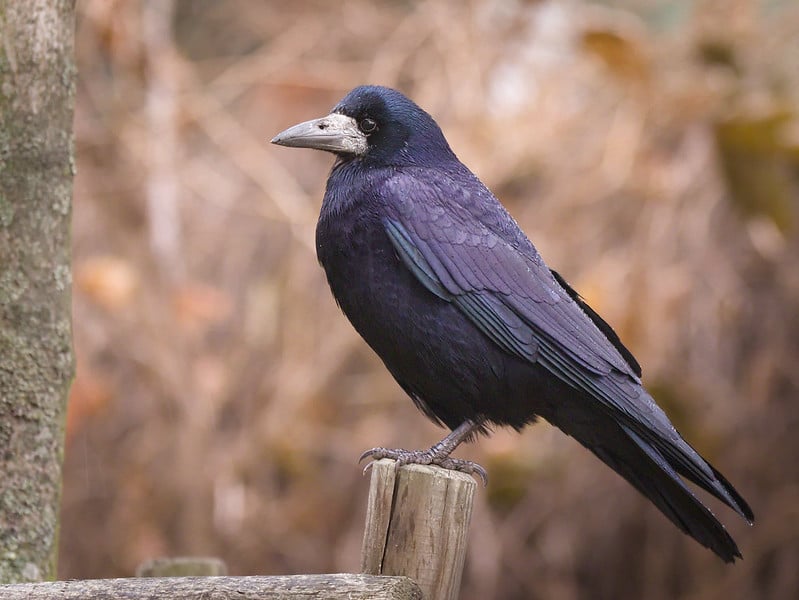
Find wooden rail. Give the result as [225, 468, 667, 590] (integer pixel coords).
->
[0, 460, 476, 599]
[0, 574, 422, 599]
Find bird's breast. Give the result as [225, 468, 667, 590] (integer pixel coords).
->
[316, 207, 408, 324]
[314, 203, 520, 428]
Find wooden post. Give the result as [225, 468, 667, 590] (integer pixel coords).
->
[135, 557, 228, 577]
[361, 459, 476, 600]
[0, 461, 472, 599]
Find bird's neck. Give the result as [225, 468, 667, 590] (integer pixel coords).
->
[321, 159, 388, 219]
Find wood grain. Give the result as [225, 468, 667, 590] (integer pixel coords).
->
[361, 459, 476, 600]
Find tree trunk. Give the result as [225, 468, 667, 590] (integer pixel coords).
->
[0, 0, 76, 584]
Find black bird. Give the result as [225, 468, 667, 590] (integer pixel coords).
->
[272, 85, 753, 561]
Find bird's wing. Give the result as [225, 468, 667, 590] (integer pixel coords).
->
[383, 215, 540, 360]
[549, 268, 642, 377]
[381, 171, 754, 523]
[382, 170, 639, 381]
[381, 170, 648, 414]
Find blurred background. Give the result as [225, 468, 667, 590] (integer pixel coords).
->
[62, 1, 798, 598]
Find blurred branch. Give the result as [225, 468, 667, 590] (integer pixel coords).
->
[143, 0, 184, 280]
[180, 70, 317, 252]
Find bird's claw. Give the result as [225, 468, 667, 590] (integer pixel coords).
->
[359, 447, 488, 486]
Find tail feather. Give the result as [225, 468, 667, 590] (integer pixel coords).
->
[548, 402, 746, 562]
[666, 441, 755, 525]
[619, 425, 743, 562]
[705, 462, 755, 524]
[623, 416, 754, 524]
[580, 376, 756, 527]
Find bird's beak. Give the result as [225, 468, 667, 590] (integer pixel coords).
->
[271, 113, 367, 156]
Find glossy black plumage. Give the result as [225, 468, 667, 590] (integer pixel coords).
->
[274, 85, 753, 562]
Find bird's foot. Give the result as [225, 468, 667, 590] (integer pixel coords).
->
[359, 447, 488, 486]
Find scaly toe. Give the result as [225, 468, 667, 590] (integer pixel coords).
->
[358, 447, 401, 463]
[358, 447, 488, 485]
[435, 457, 488, 486]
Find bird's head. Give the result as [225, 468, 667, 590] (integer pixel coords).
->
[271, 86, 455, 166]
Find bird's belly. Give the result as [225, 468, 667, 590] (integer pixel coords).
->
[318, 224, 539, 429]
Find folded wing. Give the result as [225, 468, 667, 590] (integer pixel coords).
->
[381, 171, 754, 533]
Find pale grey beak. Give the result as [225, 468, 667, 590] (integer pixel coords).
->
[271, 112, 367, 156]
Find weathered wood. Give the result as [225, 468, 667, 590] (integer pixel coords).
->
[0, 574, 422, 599]
[361, 459, 476, 600]
[360, 459, 399, 574]
[135, 556, 228, 577]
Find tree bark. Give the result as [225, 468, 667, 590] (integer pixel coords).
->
[0, 0, 76, 584]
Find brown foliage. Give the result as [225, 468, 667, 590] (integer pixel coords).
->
[61, 1, 799, 598]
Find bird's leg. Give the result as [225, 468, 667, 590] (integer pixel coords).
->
[359, 418, 488, 485]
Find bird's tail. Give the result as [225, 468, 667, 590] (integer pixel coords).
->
[626, 419, 754, 526]
[549, 398, 751, 562]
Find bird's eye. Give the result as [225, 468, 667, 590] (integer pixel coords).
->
[359, 117, 377, 134]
